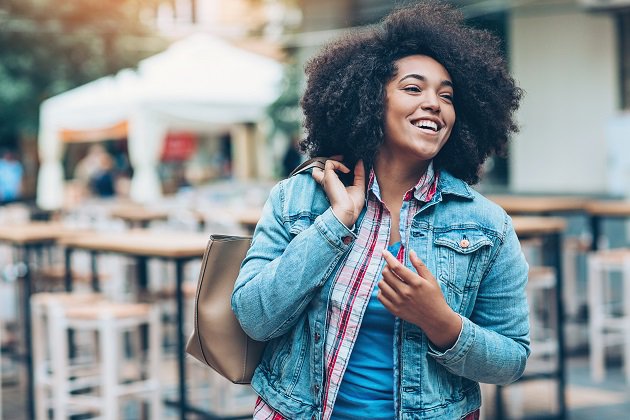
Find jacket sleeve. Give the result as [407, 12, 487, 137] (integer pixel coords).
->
[428, 213, 531, 385]
[231, 180, 356, 341]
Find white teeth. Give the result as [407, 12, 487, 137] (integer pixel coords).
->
[414, 120, 439, 131]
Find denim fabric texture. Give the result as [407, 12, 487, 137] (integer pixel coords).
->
[232, 170, 530, 420]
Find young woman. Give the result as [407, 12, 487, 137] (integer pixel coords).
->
[232, 2, 529, 419]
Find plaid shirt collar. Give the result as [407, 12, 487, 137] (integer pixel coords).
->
[368, 161, 438, 204]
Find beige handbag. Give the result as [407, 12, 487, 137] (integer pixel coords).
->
[186, 158, 326, 384]
[186, 235, 262, 384]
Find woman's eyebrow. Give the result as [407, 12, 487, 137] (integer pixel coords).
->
[399, 74, 453, 88]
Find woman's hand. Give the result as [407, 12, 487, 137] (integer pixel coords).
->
[379, 249, 462, 351]
[312, 156, 366, 228]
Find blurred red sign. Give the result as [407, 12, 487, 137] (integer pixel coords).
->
[161, 131, 197, 161]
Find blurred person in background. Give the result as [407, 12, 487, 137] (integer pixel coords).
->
[232, 2, 529, 419]
[74, 144, 115, 197]
[0, 148, 24, 204]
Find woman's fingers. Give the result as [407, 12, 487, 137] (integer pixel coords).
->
[377, 286, 396, 310]
[409, 250, 437, 284]
[324, 158, 350, 174]
[381, 249, 417, 297]
[311, 156, 349, 185]
[311, 156, 365, 228]
[352, 159, 365, 188]
[311, 167, 324, 184]
[380, 268, 406, 297]
[382, 249, 414, 282]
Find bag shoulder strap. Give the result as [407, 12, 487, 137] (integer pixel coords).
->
[289, 157, 327, 177]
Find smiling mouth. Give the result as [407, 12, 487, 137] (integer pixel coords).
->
[411, 119, 441, 132]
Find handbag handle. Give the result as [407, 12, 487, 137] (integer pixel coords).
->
[289, 157, 327, 177]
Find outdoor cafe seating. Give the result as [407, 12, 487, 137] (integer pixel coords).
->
[3, 190, 630, 419]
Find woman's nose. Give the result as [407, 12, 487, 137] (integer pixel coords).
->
[420, 91, 440, 112]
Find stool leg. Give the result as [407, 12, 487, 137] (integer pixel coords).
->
[623, 260, 630, 383]
[100, 317, 119, 420]
[32, 304, 48, 420]
[588, 258, 605, 382]
[148, 307, 163, 419]
[49, 308, 69, 420]
[562, 240, 579, 319]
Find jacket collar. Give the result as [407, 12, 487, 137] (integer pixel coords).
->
[436, 170, 475, 200]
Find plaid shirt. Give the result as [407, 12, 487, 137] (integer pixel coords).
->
[255, 164, 469, 420]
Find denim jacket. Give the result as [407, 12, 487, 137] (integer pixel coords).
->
[232, 170, 530, 420]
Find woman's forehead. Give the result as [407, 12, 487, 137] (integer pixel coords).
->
[392, 55, 452, 83]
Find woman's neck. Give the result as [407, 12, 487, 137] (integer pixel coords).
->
[373, 153, 430, 202]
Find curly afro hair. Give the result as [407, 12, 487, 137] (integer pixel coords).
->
[300, 1, 523, 184]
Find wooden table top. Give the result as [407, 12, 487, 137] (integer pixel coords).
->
[194, 208, 567, 238]
[0, 222, 89, 245]
[487, 195, 589, 214]
[109, 205, 170, 223]
[584, 200, 630, 216]
[233, 208, 263, 228]
[59, 229, 209, 259]
[512, 216, 566, 236]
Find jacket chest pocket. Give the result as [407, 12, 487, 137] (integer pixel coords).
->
[433, 227, 493, 311]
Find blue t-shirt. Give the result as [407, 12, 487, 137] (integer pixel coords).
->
[331, 242, 400, 419]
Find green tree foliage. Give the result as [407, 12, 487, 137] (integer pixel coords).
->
[266, 58, 302, 140]
[0, 0, 165, 145]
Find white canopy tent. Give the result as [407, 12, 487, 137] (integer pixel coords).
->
[37, 34, 282, 210]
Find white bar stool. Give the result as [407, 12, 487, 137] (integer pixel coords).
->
[31, 292, 104, 420]
[47, 301, 162, 420]
[504, 266, 559, 419]
[526, 266, 559, 374]
[587, 248, 630, 382]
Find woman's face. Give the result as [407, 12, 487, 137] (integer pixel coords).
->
[382, 55, 455, 164]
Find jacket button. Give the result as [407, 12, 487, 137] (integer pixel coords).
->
[314, 384, 320, 393]
[342, 236, 352, 245]
[314, 332, 321, 342]
[459, 238, 470, 248]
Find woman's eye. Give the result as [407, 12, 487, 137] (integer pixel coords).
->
[403, 86, 421, 93]
[441, 93, 454, 101]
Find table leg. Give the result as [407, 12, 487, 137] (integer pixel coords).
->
[90, 251, 100, 292]
[175, 259, 187, 420]
[64, 248, 73, 291]
[495, 385, 504, 419]
[551, 231, 567, 419]
[590, 215, 601, 251]
[137, 256, 148, 292]
[21, 244, 35, 420]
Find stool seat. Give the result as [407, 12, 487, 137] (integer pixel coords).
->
[32, 292, 103, 306]
[64, 302, 151, 320]
[528, 266, 556, 289]
[590, 248, 630, 266]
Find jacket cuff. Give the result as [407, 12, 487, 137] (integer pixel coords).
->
[427, 315, 474, 364]
[314, 207, 358, 251]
